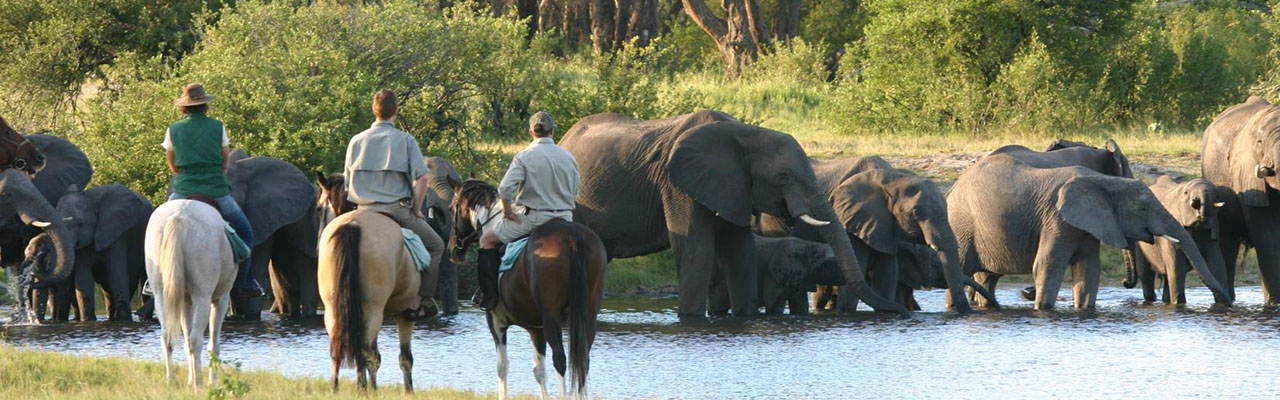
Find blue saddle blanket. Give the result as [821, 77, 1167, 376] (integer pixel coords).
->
[401, 228, 432, 272]
[500, 237, 530, 273]
[225, 224, 250, 264]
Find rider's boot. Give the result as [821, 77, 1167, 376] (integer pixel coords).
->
[230, 259, 264, 300]
[476, 248, 501, 310]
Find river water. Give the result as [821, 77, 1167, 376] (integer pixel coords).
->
[4, 286, 1280, 399]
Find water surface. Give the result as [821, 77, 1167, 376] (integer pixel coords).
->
[5, 287, 1280, 399]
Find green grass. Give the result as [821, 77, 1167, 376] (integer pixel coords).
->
[0, 345, 504, 400]
[604, 251, 678, 295]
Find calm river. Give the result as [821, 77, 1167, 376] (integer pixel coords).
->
[5, 286, 1280, 399]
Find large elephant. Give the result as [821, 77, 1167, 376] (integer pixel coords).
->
[562, 111, 908, 316]
[984, 139, 1139, 304]
[1201, 95, 1280, 305]
[948, 155, 1232, 309]
[794, 164, 990, 312]
[752, 235, 842, 315]
[1132, 176, 1237, 304]
[226, 150, 318, 319]
[419, 157, 462, 315]
[26, 184, 151, 321]
[1, 133, 89, 319]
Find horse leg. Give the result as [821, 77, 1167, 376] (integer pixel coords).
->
[186, 300, 212, 387]
[366, 341, 380, 391]
[542, 315, 568, 398]
[529, 329, 549, 399]
[395, 314, 414, 393]
[207, 293, 230, 386]
[487, 312, 510, 400]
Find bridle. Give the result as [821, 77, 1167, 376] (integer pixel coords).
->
[0, 132, 38, 172]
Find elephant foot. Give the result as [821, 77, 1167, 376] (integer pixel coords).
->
[1020, 286, 1036, 302]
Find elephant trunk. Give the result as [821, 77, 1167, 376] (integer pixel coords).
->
[1121, 243, 1139, 289]
[26, 215, 73, 286]
[1167, 228, 1231, 307]
[810, 199, 910, 316]
[922, 222, 975, 313]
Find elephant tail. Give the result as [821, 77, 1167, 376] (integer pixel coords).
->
[329, 222, 365, 369]
[157, 212, 187, 347]
[567, 226, 594, 395]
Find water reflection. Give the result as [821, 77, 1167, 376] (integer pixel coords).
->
[5, 287, 1280, 399]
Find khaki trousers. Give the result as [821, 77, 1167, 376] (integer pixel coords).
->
[360, 202, 445, 297]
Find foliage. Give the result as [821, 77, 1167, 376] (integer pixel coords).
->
[0, 0, 228, 131]
[78, 1, 542, 202]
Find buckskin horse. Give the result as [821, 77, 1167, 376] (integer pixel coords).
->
[449, 179, 607, 399]
[316, 174, 419, 393]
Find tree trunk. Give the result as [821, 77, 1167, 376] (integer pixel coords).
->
[589, 0, 616, 53]
[744, 0, 771, 53]
[681, 0, 760, 74]
[773, 0, 801, 44]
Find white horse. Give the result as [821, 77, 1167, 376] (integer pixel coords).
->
[145, 199, 237, 387]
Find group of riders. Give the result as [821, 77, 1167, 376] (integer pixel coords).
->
[160, 83, 579, 316]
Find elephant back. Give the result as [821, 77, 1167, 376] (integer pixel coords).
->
[811, 156, 893, 194]
[28, 135, 93, 204]
[227, 155, 316, 247]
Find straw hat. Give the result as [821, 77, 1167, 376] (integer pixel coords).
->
[173, 83, 216, 107]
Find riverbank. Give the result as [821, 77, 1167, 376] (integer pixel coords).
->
[0, 345, 498, 400]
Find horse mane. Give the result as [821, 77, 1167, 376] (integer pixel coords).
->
[453, 179, 498, 215]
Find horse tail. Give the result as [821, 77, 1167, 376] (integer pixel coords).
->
[329, 222, 364, 369]
[566, 226, 593, 394]
[158, 212, 187, 346]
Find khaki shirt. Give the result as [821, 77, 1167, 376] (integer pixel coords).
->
[344, 120, 429, 205]
[498, 137, 579, 211]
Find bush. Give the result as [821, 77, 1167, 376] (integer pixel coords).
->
[78, 1, 541, 202]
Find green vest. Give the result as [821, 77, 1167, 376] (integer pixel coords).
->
[168, 112, 230, 197]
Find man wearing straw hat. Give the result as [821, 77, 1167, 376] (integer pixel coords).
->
[162, 83, 261, 300]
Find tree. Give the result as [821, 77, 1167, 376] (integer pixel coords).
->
[681, 0, 766, 74]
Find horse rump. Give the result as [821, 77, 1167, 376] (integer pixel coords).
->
[328, 222, 364, 369]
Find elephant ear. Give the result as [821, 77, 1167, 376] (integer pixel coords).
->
[667, 122, 751, 226]
[92, 184, 153, 252]
[1230, 141, 1271, 207]
[27, 135, 93, 204]
[231, 156, 317, 246]
[831, 173, 896, 254]
[1057, 176, 1128, 248]
[1105, 139, 1133, 178]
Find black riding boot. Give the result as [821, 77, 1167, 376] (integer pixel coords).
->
[476, 248, 501, 310]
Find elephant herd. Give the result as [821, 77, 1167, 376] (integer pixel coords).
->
[1, 122, 463, 322]
[9, 95, 1280, 323]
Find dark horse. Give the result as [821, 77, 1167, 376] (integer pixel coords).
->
[0, 116, 46, 175]
[449, 179, 606, 399]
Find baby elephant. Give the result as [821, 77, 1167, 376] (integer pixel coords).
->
[28, 184, 152, 321]
[812, 242, 948, 311]
[754, 236, 844, 315]
[1132, 176, 1236, 304]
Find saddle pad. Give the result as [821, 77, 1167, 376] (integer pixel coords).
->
[225, 224, 250, 264]
[500, 237, 530, 273]
[401, 228, 432, 272]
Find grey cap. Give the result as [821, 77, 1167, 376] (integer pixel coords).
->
[529, 111, 555, 134]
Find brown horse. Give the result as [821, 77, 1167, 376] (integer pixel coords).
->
[0, 116, 46, 175]
[449, 179, 607, 399]
[317, 178, 419, 393]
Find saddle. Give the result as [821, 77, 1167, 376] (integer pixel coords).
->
[185, 194, 221, 212]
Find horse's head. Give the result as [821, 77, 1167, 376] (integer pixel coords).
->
[315, 172, 353, 231]
[449, 179, 498, 262]
[0, 117, 45, 176]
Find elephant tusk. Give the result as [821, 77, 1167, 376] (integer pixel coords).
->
[30, 221, 50, 228]
[799, 214, 830, 227]
[1162, 235, 1180, 244]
